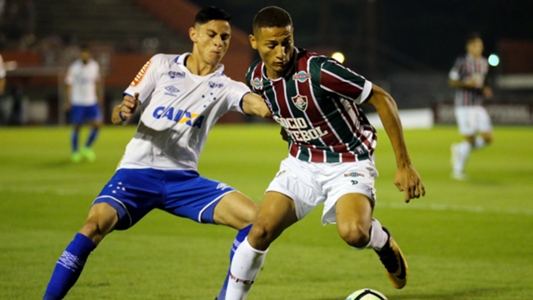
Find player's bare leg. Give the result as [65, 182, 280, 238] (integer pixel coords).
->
[224, 192, 298, 300]
[248, 191, 299, 250]
[336, 193, 408, 289]
[335, 193, 374, 248]
[79, 202, 119, 244]
[213, 191, 258, 230]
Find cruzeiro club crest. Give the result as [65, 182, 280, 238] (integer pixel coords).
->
[291, 94, 308, 111]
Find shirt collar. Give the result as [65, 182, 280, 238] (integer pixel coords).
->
[175, 53, 225, 75]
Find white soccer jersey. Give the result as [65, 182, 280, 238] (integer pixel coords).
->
[65, 59, 100, 105]
[0, 55, 6, 78]
[120, 53, 250, 171]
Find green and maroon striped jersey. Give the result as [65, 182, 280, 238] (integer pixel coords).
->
[448, 53, 490, 107]
[246, 48, 376, 163]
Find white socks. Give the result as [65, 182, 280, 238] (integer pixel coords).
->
[353, 219, 388, 251]
[474, 136, 486, 149]
[369, 219, 389, 250]
[225, 238, 268, 300]
[454, 141, 472, 174]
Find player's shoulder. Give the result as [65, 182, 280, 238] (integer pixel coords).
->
[69, 59, 82, 68]
[246, 58, 262, 75]
[245, 58, 264, 84]
[298, 48, 337, 70]
[455, 54, 468, 63]
[88, 59, 100, 68]
[148, 53, 183, 68]
[214, 73, 249, 90]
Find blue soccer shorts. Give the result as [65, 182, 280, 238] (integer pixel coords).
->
[70, 103, 102, 124]
[93, 168, 235, 230]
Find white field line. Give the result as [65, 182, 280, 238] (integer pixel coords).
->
[378, 202, 533, 216]
[0, 186, 88, 196]
[3, 186, 533, 216]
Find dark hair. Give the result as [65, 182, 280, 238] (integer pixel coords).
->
[252, 6, 292, 32]
[466, 32, 482, 44]
[194, 6, 231, 25]
[79, 44, 91, 52]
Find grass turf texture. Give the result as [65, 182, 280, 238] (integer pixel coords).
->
[0, 125, 532, 299]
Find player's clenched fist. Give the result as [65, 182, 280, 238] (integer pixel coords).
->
[111, 93, 140, 124]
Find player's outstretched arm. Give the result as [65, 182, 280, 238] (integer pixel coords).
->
[242, 92, 271, 118]
[365, 84, 426, 203]
[111, 93, 140, 124]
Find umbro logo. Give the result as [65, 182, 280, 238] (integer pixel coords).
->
[165, 86, 180, 93]
[216, 183, 229, 190]
[209, 81, 224, 88]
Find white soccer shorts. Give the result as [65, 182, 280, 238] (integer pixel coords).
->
[265, 155, 378, 225]
[454, 106, 492, 136]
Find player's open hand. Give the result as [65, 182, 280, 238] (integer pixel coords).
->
[112, 93, 140, 124]
[394, 165, 425, 203]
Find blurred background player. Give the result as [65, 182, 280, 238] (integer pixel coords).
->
[43, 6, 270, 300]
[0, 54, 5, 96]
[65, 44, 103, 163]
[449, 33, 493, 180]
[0, 54, 7, 125]
[223, 6, 425, 300]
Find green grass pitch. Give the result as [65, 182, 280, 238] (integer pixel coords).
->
[1, 124, 532, 299]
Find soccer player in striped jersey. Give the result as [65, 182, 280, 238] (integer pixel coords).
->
[224, 6, 425, 299]
[449, 33, 494, 180]
[43, 6, 270, 300]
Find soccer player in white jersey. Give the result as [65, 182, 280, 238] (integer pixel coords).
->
[65, 45, 103, 162]
[43, 7, 270, 300]
[449, 33, 494, 180]
[223, 7, 425, 299]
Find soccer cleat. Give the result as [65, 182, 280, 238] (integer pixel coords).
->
[71, 152, 81, 163]
[81, 147, 96, 162]
[374, 227, 408, 289]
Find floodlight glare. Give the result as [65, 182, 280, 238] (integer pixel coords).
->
[331, 52, 345, 63]
[488, 54, 500, 67]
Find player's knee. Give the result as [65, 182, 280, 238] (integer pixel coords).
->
[248, 222, 273, 250]
[79, 219, 110, 245]
[338, 223, 370, 248]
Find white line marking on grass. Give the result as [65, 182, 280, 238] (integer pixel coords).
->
[0, 187, 88, 196]
[378, 202, 533, 216]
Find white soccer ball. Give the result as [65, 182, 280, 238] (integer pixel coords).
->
[345, 288, 387, 300]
